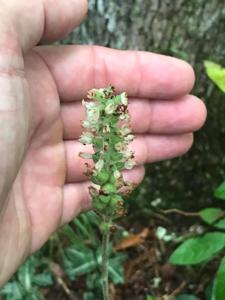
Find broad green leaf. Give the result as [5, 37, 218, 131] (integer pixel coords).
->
[18, 259, 33, 291]
[199, 208, 224, 224]
[212, 256, 225, 300]
[0, 282, 23, 298]
[146, 296, 158, 300]
[214, 218, 225, 229]
[204, 61, 225, 93]
[108, 265, 124, 284]
[32, 273, 53, 287]
[109, 253, 126, 284]
[214, 181, 225, 200]
[169, 232, 225, 265]
[67, 261, 97, 278]
[205, 282, 213, 300]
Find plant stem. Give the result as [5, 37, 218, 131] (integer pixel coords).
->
[102, 219, 111, 300]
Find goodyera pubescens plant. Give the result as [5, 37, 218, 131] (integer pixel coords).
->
[79, 86, 136, 299]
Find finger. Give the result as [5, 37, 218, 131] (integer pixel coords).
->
[3, 0, 87, 52]
[36, 45, 195, 101]
[129, 96, 206, 134]
[64, 134, 193, 183]
[61, 95, 206, 139]
[61, 166, 145, 225]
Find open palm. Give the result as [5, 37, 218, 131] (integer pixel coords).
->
[0, 0, 206, 286]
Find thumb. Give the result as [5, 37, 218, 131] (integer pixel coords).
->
[1, 0, 88, 52]
[0, 0, 87, 208]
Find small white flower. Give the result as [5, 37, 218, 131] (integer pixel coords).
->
[79, 132, 93, 144]
[123, 150, 134, 159]
[120, 92, 128, 105]
[103, 124, 110, 133]
[124, 159, 136, 170]
[82, 120, 91, 129]
[87, 107, 100, 123]
[82, 99, 96, 110]
[105, 101, 115, 114]
[120, 125, 131, 136]
[115, 142, 126, 151]
[79, 152, 93, 159]
[124, 134, 134, 142]
[95, 159, 104, 172]
[119, 113, 129, 121]
[113, 170, 121, 179]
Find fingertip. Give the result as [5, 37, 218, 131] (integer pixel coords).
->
[189, 96, 207, 132]
[183, 133, 194, 154]
[123, 165, 146, 185]
[42, 0, 88, 42]
[180, 60, 195, 94]
[166, 58, 196, 98]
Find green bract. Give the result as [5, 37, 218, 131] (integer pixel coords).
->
[79, 86, 136, 220]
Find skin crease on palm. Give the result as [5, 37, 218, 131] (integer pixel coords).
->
[0, 0, 207, 287]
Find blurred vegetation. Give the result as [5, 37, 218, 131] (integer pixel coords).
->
[1, 1, 225, 299]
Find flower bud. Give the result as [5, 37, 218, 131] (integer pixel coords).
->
[110, 195, 123, 207]
[92, 170, 109, 185]
[102, 183, 117, 194]
[99, 195, 110, 204]
[100, 222, 111, 233]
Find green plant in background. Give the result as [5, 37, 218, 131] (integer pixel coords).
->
[60, 212, 126, 300]
[0, 255, 53, 300]
[0, 210, 126, 300]
[79, 86, 135, 300]
[168, 61, 225, 300]
[204, 61, 225, 93]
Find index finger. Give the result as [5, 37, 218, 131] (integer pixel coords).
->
[36, 45, 195, 101]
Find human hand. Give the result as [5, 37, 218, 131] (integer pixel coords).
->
[0, 0, 206, 286]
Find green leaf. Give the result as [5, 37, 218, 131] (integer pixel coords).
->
[64, 245, 97, 279]
[212, 256, 225, 300]
[32, 273, 53, 287]
[83, 292, 96, 300]
[204, 61, 225, 93]
[146, 296, 158, 300]
[173, 295, 200, 300]
[18, 259, 33, 291]
[199, 208, 224, 224]
[0, 282, 24, 298]
[169, 232, 225, 265]
[214, 181, 225, 200]
[108, 253, 126, 284]
[214, 218, 225, 229]
[68, 261, 97, 277]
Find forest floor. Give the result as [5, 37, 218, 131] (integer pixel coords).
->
[43, 211, 219, 300]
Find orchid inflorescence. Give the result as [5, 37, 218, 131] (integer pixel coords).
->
[79, 86, 136, 299]
[79, 86, 136, 224]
